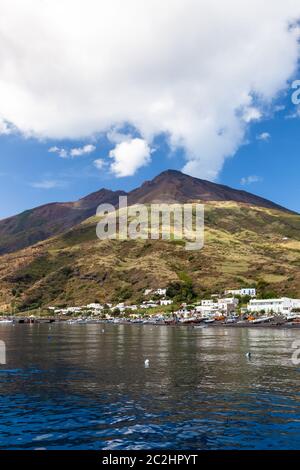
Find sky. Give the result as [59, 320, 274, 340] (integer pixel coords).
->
[0, 0, 300, 218]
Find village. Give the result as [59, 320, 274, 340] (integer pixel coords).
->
[2, 286, 300, 326]
[33, 287, 300, 327]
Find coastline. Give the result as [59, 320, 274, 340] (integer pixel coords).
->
[1, 317, 300, 329]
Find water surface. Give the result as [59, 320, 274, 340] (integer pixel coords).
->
[0, 324, 299, 449]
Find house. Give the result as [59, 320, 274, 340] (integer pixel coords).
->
[218, 298, 239, 314]
[225, 288, 256, 297]
[144, 288, 167, 296]
[140, 301, 158, 309]
[160, 299, 173, 306]
[201, 299, 216, 307]
[154, 288, 167, 296]
[144, 289, 153, 296]
[86, 303, 104, 310]
[54, 306, 82, 315]
[111, 303, 126, 312]
[195, 303, 219, 316]
[248, 298, 300, 315]
[195, 298, 238, 317]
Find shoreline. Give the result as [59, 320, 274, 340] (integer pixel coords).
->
[1, 318, 300, 329]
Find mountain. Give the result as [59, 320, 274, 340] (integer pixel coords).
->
[0, 188, 126, 255]
[0, 196, 299, 313]
[128, 170, 291, 211]
[0, 170, 293, 255]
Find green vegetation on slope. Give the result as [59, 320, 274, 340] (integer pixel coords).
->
[0, 201, 299, 312]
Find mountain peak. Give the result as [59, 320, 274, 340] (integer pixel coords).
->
[129, 169, 291, 212]
[0, 169, 294, 255]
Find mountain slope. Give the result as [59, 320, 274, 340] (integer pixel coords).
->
[0, 170, 293, 256]
[129, 170, 291, 211]
[0, 200, 299, 312]
[0, 189, 126, 255]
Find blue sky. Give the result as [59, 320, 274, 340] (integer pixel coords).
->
[1, 1, 300, 218]
[0, 85, 299, 218]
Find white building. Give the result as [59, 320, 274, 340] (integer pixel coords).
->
[54, 306, 82, 315]
[218, 298, 239, 313]
[111, 303, 126, 313]
[195, 304, 219, 316]
[144, 288, 167, 297]
[248, 298, 300, 315]
[154, 288, 167, 296]
[86, 303, 104, 310]
[195, 298, 238, 317]
[225, 288, 256, 297]
[144, 289, 153, 296]
[201, 299, 216, 307]
[160, 299, 173, 306]
[140, 301, 158, 309]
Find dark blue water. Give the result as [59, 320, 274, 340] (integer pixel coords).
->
[0, 324, 299, 449]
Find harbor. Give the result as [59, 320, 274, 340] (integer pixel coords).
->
[1, 314, 300, 328]
[1, 286, 300, 328]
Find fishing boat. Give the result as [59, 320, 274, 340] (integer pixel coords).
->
[250, 316, 274, 324]
[179, 317, 197, 324]
[225, 318, 237, 324]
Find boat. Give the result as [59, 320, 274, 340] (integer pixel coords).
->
[179, 317, 197, 324]
[0, 319, 13, 324]
[250, 316, 274, 324]
[204, 318, 215, 324]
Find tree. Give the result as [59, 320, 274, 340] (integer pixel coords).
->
[112, 308, 120, 317]
[166, 281, 196, 302]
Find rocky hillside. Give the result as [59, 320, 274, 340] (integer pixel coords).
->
[0, 189, 126, 255]
[0, 170, 292, 255]
[0, 200, 299, 312]
[128, 170, 292, 211]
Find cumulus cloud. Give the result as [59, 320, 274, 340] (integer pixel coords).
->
[109, 138, 152, 177]
[242, 108, 262, 123]
[0, 119, 13, 135]
[93, 158, 106, 170]
[240, 175, 263, 185]
[70, 144, 96, 157]
[0, 0, 300, 179]
[257, 132, 271, 141]
[49, 144, 95, 158]
[48, 146, 68, 158]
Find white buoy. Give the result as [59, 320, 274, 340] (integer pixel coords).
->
[144, 358, 150, 368]
[246, 352, 251, 359]
[102, 329, 105, 333]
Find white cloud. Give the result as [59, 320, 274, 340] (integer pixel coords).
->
[0, 119, 13, 135]
[30, 179, 66, 189]
[49, 144, 95, 158]
[242, 107, 262, 123]
[0, 1, 300, 179]
[93, 158, 106, 170]
[48, 146, 68, 158]
[240, 175, 263, 185]
[257, 132, 271, 141]
[70, 144, 96, 157]
[109, 138, 151, 177]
